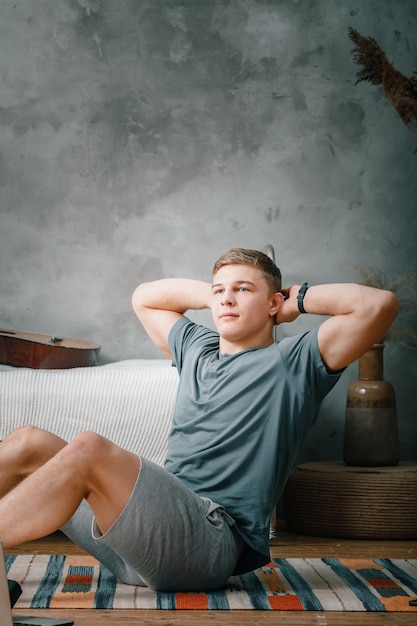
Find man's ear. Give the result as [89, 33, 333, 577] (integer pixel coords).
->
[269, 292, 285, 317]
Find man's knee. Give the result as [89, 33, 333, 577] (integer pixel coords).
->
[68, 431, 111, 455]
[62, 432, 116, 470]
[7, 425, 51, 450]
[2, 425, 64, 473]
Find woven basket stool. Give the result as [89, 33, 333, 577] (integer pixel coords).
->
[283, 461, 417, 539]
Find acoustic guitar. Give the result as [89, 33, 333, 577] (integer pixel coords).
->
[0, 328, 101, 369]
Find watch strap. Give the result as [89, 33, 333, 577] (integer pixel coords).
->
[297, 282, 309, 314]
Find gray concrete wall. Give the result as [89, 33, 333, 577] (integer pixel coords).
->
[1, 0, 416, 461]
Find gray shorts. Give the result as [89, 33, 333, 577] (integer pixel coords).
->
[61, 456, 243, 591]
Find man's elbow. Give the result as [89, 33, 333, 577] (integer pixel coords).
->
[131, 282, 152, 313]
[378, 290, 399, 329]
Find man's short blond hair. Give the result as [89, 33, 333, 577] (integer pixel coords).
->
[212, 248, 282, 294]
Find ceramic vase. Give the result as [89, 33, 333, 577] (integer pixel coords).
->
[343, 343, 400, 466]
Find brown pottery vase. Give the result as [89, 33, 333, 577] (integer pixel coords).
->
[343, 343, 400, 466]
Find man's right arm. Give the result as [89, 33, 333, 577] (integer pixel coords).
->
[132, 279, 212, 358]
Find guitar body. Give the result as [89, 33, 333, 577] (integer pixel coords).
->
[0, 328, 101, 369]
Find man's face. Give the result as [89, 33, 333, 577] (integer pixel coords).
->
[211, 263, 279, 353]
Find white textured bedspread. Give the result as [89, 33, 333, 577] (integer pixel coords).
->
[0, 360, 179, 466]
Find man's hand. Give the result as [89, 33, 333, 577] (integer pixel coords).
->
[275, 285, 301, 324]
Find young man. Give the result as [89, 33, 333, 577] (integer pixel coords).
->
[0, 248, 397, 591]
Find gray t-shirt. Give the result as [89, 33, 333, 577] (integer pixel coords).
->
[166, 317, 341, 574]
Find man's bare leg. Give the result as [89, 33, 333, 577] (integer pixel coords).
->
[0, 426, 67, 498]
[0, 428, 140, 549]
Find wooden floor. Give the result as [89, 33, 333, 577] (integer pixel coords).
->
[7, 522, 417, 626]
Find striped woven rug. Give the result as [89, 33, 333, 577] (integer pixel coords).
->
[5, 554, 417, 611]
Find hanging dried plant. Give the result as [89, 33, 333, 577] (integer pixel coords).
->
[348, 27, 417, 143]
[351, 264, 417, 347]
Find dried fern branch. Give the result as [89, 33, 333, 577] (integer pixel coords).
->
[348, 27, 417, 144]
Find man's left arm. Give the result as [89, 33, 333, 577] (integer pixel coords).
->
[276, 283, 398, 372]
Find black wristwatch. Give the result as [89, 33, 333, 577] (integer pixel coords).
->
[297, 282, 309, 314]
